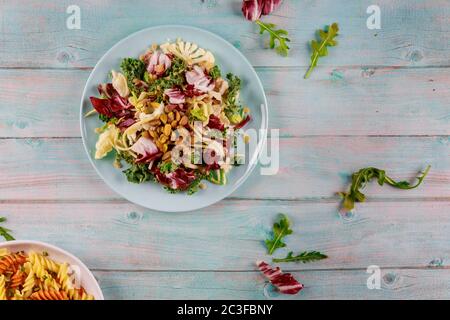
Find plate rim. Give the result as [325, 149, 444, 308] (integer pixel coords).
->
[80, 24, 268, 212]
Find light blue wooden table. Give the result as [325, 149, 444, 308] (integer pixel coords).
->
[0, 0, 449, 299]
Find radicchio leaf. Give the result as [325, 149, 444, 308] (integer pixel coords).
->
[147, 51, 172, 77]
[130, 137, 162, 164]
[164, 88, 186, 104]
[90, 83, 133, 119]
[116, 118, 136, 131]
[242, 0, 284, 21]
[257, 261, 304, 295]
[153, 168, 197, 191]
[184, 84, 204, 98]
[207, 115, 225, 131]
[261, 0, 283, 15]
[185, 66, 214, 93]
[242, 0, 262, 21]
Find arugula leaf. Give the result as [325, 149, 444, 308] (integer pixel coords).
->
[0, 217, 15, 241]
[339, 165, 431, 211]
[265, 214, 293, 255]
[255, 20, 290, 56]
[304, 23, 339, 79]
[123, 163, 154, 184]
[273, 251, 328, 263]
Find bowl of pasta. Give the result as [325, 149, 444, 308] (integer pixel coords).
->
[0, 240, 103, 300]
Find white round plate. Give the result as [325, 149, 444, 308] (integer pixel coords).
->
[80, 25, 268, 212]
[0, 240, 104, 300]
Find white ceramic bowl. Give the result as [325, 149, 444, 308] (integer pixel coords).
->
[0, 240, 104, 300]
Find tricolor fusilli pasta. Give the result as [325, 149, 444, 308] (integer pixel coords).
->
[0, 250, 94, 301]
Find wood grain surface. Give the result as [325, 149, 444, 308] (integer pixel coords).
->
[0, 0, 448, 299]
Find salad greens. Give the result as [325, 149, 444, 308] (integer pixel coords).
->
[209, 65, 221, 79]
[123, 163, 154, 184]
[120, 58, 146, 93]
[88, 39, 251, 194]
[224, 73, 245, 124]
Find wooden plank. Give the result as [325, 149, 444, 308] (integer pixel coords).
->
[0, 67, 449, 138]
[0, 137, 447, 201]
[0, 0, 449, 68]
[94, 268, 450, 299]
[2, 200, 450, 271]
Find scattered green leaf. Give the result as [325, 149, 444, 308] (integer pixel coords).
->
[273, 251, 328, 263]
[255, 20, 291, 56]
[265, 214, 293, 255]
[339, 165, 431, 211]
[304, 23, 339, 79]
[0, 217, 15, 241]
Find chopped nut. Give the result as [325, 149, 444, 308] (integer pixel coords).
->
[199, 183, 207, 190]
[179, 115, 188, 126]
[160, 113, 167, 124]
[164, 105, 170, 113]
[162, 151, 171, 160]
[160, 135, 168, 144]
[168, 111, 174, 122]
[164, 124, 172, 136]
[148, 119, 161, 126]
[149, 131, 158, 139]
[162, 144, 168, 152]
[175, 111, 181, 122]
[141, 131, 150, 138]
[171, 120, 178, 128]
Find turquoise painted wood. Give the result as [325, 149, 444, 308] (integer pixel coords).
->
[0, 67, 449, 137]
[0, 0, 449, 68]
[0, 137, 448, 201]
[0, 0, 449, 299]
[2, 201, 450, 271]
[93, 269, 450, 300]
